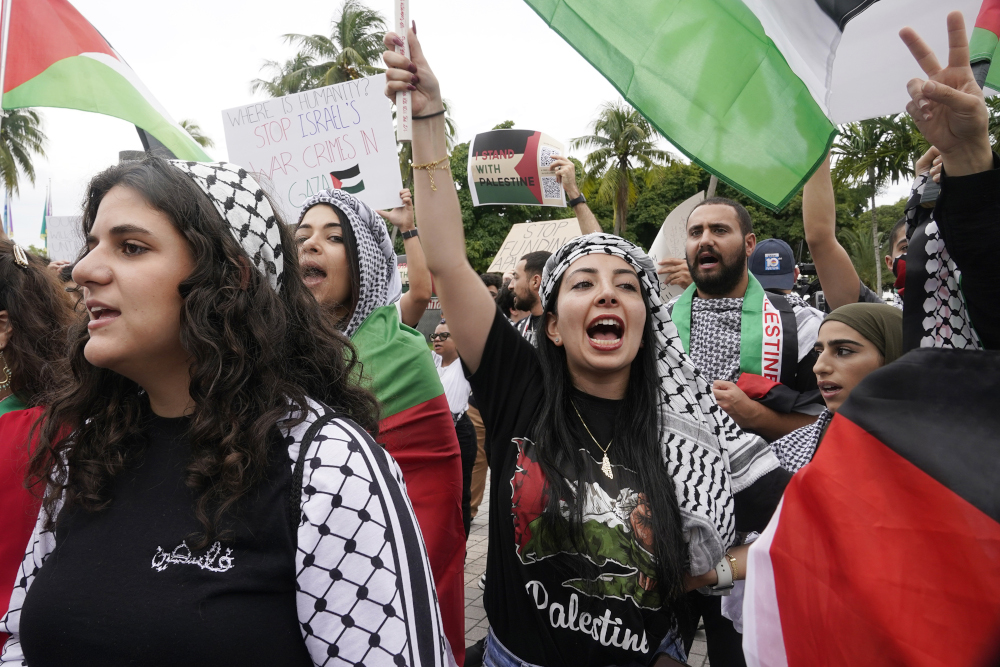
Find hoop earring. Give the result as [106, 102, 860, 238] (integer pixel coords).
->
[0, 351, 11, 392]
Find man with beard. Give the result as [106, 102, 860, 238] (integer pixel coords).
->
[669, 198, 821, 442]
[507, 251, 551, 344]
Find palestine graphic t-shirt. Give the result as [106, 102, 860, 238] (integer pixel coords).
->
[468, 309, 684, 666]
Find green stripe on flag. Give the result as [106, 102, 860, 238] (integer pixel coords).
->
[3, 56, 209, 162]
[970, 26, 999, 62]
[523, 0, 836, 210]
[343, 180, 366, 194]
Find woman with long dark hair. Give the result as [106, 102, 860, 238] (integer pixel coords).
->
[0, 241, 73, 644]
[381, 29, 790, 666]
[1, 158, 453, 666]
[295, 189, 466, 662]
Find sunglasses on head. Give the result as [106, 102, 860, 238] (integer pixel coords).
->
[430, 332, 451, 341]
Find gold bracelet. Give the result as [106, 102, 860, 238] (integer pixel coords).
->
[725, 551, 739, 581]
[411, 156, 450, 191]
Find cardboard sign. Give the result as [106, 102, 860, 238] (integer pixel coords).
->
[646, 191, 705, 301]
[468, 129, 566, 207]
[45, 216, 85, 262]
[222, 74, 403, 223]
[487, 218, 583, 274]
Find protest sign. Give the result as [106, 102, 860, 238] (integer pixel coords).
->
[222, 74, 403, 222]
[647, 191, 704, 301]
[468, 130, 566, 207]
[487, 218, 582, 274]
[45, 216, 84, 262]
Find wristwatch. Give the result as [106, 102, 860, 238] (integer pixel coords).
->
[567, 193, 587, 208]
[401, 228, 419, 240]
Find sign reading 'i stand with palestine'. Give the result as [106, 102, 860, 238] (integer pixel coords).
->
[467, 129, 566, 207]
[221, 73, 403, 222]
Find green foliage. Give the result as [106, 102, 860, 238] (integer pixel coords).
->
[179, 119, 214, 149]
[0, 109, 47, 196]
[27, 244, 48, 259]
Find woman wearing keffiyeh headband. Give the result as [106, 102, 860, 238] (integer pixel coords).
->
[295, 188, 467, 663]
[382, 26, 790, 667]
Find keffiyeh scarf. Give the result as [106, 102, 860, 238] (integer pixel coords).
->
[540, 233, 780, 574]
[298, 190, 402, 338]
[770, 409, 833, 473]
[689, 297, 743, 383]
[169, 161, 284, 291]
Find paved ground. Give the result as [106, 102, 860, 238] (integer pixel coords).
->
[462, 478, 711, 666]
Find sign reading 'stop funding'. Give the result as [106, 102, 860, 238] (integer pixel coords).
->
[467, 129, 566, 207]
[221, 74, 402, 222]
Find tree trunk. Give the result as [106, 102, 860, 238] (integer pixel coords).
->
[614, 160, 629, 236]
[869, 168, 881, 293]
[707, 174, 718, 198]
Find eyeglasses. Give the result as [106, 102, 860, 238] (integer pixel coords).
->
[430, 333, 451, 341]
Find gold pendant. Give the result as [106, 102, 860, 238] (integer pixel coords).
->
[601, 453, 614, 479]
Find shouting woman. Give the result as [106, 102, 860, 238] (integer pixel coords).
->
[382, 27, 790, 666]
[1, 158, 453, 667]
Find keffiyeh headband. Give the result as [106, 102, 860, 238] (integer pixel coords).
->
[298, 189, 402, 338]
[169, 161, 284, 292]
[540, 233, 780, 574]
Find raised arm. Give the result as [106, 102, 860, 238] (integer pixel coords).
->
[379, 188, 431, 327]
[383, 29, 495, 372]
[802, 154, 862, 310]
[550, 155, 601, 234]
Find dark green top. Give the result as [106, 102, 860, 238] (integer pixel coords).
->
[0, 393, 26, 419]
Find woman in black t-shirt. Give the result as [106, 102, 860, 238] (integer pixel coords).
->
[382, 29, 790, 667]
[1, 158, 454, 667]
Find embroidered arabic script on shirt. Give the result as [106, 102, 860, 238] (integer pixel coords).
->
[151, 540, 234, 573]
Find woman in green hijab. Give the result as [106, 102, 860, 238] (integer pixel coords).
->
[771, 303, 903, 472]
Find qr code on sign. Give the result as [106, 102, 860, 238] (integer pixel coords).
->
[541, 176, 562, 201]
[539, 146, 560, 168]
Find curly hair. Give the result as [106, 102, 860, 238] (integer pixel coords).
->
[28, 157, 380, 547]
[0, 241, 73, 407]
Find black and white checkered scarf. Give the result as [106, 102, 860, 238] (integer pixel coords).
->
[169, 161, 284, 292]
[298, 190, 402, 338]
[689, 297, 743, 383]
[540, 233, 780, 574]
[770, 408, 833, 473]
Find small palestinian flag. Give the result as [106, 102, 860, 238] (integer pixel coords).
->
[351, 304, 466, 664]
[329, 164, 365, 194]
[1, 0, 208, 162]
[744, 348, 1000, 666]
[971, 0, 1000, 88]
[524, 0, 983, 209]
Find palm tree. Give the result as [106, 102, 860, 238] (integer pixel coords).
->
[0, 109, 47, 196]
[571, 101, 672, 235]
[251, 53, 320, 97]
[179, 119, 215, 149]
[281, 0, 386, 89]
[831, 115, 919, 291]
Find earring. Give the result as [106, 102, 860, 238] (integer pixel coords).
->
[0, 351, 11, 392]
[555, 337, 561, 343]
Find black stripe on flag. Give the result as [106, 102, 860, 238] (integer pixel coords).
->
[330, 164, 361, 180]
[813, 0, 879, 30]
[837, 348, 1000, 522]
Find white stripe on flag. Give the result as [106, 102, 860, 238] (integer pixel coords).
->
[743, 496, 788, 667]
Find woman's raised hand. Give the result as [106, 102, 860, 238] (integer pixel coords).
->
[382, 26, 442, 117]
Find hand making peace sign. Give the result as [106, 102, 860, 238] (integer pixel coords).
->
[899, 11, 993, 176]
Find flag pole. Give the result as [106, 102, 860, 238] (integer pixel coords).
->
[394, 0, 412, 143]
[0, 0, 12, 111]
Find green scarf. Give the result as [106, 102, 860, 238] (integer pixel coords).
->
[672, 273, 785, 379]
[0, 393, 27, 419]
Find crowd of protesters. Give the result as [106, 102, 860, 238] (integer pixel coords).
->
[0, 9, 997, 667]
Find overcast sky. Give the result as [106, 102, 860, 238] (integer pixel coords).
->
[7, 0, 910, 248]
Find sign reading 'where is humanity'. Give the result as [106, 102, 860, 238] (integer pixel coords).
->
[467, 129, 566, 207]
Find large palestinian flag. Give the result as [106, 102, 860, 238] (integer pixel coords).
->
[524, 0, 984, 209]
[743, 348, 1000, 666]
[351, 304, 466, 664]
[1, 0, 209, 161]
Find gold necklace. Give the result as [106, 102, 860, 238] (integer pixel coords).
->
[571, 401, 614, 479]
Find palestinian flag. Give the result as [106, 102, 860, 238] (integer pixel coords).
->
[1, 0, 209, 161]
[40, 183, 50, 242]
[524, 0, 983, 209]
[351, 304, 466, 665]
[743, 348, 1000, 666]
[329, 164, 365, 194]
[971, 0, 1000, 88]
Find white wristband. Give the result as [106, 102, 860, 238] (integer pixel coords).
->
[700, 555, 733, 596]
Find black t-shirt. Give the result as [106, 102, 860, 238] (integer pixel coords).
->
[468, 308, 788, 666]
[18, 415, 311, 667]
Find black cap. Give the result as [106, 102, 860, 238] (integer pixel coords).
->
[749, 238, 795, 290]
